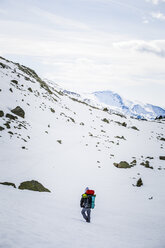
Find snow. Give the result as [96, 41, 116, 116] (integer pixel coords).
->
[66, 89, 165, 120]
[0, 56, 165, 248]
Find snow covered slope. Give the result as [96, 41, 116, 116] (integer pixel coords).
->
[0, 56, 165, 248]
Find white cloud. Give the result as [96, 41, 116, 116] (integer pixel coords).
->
[151, 11, 165, 20]
[114, 40, 165, 57]
[0, 3, 164, 106]
[146, 0, 165, 4]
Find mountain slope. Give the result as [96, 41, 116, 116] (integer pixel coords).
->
[0, 56, 165, 248]
[62, 89, 165, 120]
[93, 90, 165, 119]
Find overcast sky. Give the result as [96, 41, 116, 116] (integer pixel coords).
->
[0, 0, 165, 107]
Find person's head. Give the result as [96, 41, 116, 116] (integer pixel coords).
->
[85, 187, 89, 192]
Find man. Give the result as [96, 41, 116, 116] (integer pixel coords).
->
[80, 187, 95, 223]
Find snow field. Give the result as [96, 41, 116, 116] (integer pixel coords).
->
[0, 57, 165, 248]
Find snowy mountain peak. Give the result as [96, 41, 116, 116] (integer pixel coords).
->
[92, 90, 165, 120]
[62, 89, 165, 120]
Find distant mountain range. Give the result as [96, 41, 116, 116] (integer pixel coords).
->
[63, 90, 165, 120]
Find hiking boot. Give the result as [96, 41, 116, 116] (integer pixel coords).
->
[86, 218, 90, 223]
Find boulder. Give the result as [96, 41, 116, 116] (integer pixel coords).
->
[103, 107, 109, 112]
[140, 160, 153, 169]
[136, 178, 143, 187]
[0, 110, 4, 117]
[102, 118, 109, 124]
[6, 113, 18, 120]
[0, 126, 5, 131]
[122, 122, 127, 127]
[0, 182, 16, 188]
[130, 159, 137, 166]
[113, 161, 132, 168]
[11, 80, 18, 84]
[50, 108, 55, 113]
[159, 156, 165, 160]
[11, 106, 25, 118]
[18, 180, 51, 192]
[131, 126, 139, 131]
[28, 87, 33, 92]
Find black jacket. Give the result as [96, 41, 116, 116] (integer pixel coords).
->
[80, 194, 92, 208]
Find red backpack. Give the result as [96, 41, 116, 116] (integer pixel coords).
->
[86, 189, 95, 195]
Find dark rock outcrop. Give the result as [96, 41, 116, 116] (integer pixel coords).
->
[11, 106, 25, 118]
[6, 113, 18, 120]
[159, 156, 165, 160]
[0, 182, 16, 188]
[0, 110, 4, 117]
[102, 118, 109, 124]
[113, 161, 132, 168]
[0, 126, 5, 131]
[130, 159, 137, 166]
[136, 178, 143, 187]
[140, 160, 153, 169]
[18, 180, 51, 192]
[11, 80, 18, 84]
[131, 126, 139, 131]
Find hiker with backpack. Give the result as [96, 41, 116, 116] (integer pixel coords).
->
[80, 187, 96, 223]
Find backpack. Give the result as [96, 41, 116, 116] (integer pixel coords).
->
[91, 195, 96, 209]
[82, 190, 96, 209]
[86, 189, 95, 195]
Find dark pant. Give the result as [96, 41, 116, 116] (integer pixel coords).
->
[81, 208, 91, 222]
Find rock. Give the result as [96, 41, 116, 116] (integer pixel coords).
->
[28, 87, 33, 92]
[115, 135, 126, 140]
[0, 110, 4, 117]
[8, 131, 13, 135]
[159, 156, 165, 160]
[0, 182, 16, 188]
[140, 160, 153, 169]
[11, 80, 18, 84]
[103, 107, 108, 112]
[50, 108, 55, 113]
[122, 122, 127, 127]
[18, 180, 51, 192]
[0, 126, 5, 131]
[102, 118, 109, 124]
[113, 161, 132, 168]
[6, 113, 18, 120]
[25, 76, 30, 81]
[11, 106, 25, 118]
[146, 156, 154, 160]
[0, 62, 8, 69]
[131, 126, 139, 131]
[4, 122, 11, 129]
[130, 159, 137, 166]
[136, 178, 143, 187]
